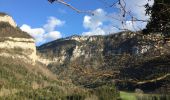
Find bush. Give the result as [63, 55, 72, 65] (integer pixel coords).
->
[94, 84, 120, 100]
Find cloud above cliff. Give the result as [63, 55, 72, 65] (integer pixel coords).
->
[20, 17, 64, 45]
[82, 0, 154, 36]
[43, 17, 65, 32]
[82, 8, 117, 36]
[125, 0, 154, 20]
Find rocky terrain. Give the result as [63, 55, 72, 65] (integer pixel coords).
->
[0, 13, 16, 27]
[0, 13, 36, 63]
[37, 31, 170, 93]
[0, 13, 109, 99]
[0, 12, 169, 99]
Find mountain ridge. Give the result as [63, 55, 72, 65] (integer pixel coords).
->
[37, 30, 170, 93]
[0, 13, 104, 99]
[0, 13, 169, 99]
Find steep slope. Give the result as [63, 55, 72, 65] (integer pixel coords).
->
[0, 21, 36, 63]
[0, 13, 87, 99]
[37, 31, 170, 93]
[0, 56, 95, 99]
[0, 14, 52, 99]
[117, 54, 170, 93]
[0, 13, 120, 99]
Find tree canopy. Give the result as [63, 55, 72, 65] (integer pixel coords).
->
[145, 0, 170, 37]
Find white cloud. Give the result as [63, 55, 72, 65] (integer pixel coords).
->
[123, 21, 148, 31]
[83, 8, 107, 30]
[124, 0, 154, 20]
[124, 21, 135, 31]
[20, 24, 45, 44]
[82, 0, 154, 36]
[43, 17, 65, 32]
[122, 0, 154, 31]
[82, 8, 115, 36]
[44, 31, 62, 41]
[82, 27, 105, 36]
[20, 17, 64, 45]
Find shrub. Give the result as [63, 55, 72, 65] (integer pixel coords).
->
[94, 84, 120, 100]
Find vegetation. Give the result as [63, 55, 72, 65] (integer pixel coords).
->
[48, 0, 170, 37]
[145, 0, 170, 36]
[0, 56, 120, 99]
[94, 84, 120, 100]
[120, 91, 170, 100]
[1, 0, 170, 99]
[0, 22, 32, 38]
[38, 31, 170, 95]
[0, 14, 120, 99]
[0, 57, 88, 99]
[117, 53, 170, 93]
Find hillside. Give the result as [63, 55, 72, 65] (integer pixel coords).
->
[37, 31, 170, 94]
[0, 57, 85, 99]
[0, 13, 120, 99]
[0, 22, 31, 38]
[0, 12, 169, 99]
[0, 14, 89, 99]
[0, 22, 36, 63]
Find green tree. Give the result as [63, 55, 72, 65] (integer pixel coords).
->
[145, 0, 170, 36]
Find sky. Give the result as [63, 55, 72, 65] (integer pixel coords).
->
[0, 0, 154, 45]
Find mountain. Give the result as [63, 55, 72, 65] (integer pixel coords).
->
[0, 12, 169, 99]
[0, 13, 36, 63]
[0, 13, 117, 99]
[37, 31, 170, 93]
[0, 13, 16, 27]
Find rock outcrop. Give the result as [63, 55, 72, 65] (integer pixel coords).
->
[0, 13, 36, 64]
[1, 13, 168, 93]
[0, 13, 17, 27]
[37, 31, 170, 93]
[37, 32, 167, 65]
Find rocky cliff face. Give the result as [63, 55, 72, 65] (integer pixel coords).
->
[37, 31, 170, 93]
[0, 13, 36, 63]
[0, 13, 17, 27]
[37, 31, 168, 65]
[1, 13, 168, 93]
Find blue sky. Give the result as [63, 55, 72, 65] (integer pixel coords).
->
[0, 0, 153, 45]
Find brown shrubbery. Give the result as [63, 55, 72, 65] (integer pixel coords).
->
[0, 22, 32, 38]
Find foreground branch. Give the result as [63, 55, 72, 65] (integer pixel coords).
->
[48, 0, 93, 14]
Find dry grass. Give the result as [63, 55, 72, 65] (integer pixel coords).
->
[0, 22, 32, 38]
[0, 88, 18, 97]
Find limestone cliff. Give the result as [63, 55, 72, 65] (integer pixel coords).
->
[0, 13, 17, 27]
[37, 32, 168, 65]
[0, 13, 36, 63]
[37, 31, 170, 93]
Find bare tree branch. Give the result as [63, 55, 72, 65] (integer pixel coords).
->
[49, 0, 94, 15]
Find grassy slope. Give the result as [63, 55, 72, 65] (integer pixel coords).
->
[0, 57, 120, 100]
[0, 57, 89, 99]
[0, 22, 32, 38]
[120, 91, 170, 100]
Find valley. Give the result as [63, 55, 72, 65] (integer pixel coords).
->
[0, 12, 169, 100]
